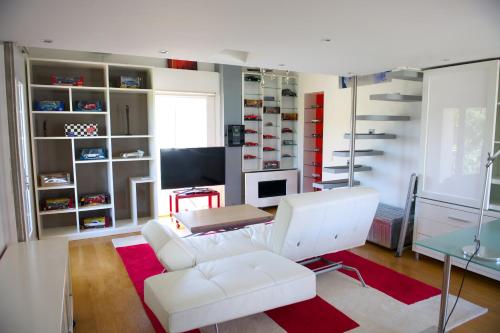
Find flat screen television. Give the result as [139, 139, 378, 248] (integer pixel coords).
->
[160, 147, 226, 190]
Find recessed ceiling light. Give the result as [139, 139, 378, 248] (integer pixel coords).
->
[321, 38, 332, 43]
[159, 50, 168, 54]
[41, 39, 53, 44]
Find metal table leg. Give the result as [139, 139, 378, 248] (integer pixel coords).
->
[438, 254, 452, 332]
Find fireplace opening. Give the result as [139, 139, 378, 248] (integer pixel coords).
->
[258, 179, 287, 198]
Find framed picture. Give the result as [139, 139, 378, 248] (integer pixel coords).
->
[167, 59, 198, 70]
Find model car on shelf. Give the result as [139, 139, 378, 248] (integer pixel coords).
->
[79, 148, 107, 160]
[283, 140, 295, 145]
[263, 106, 280, 114]
[263, 134, 277, 139]
[244, 154, 257, 160]
[42, 197, 74, 211]
[74, 100, 104, 112]
[82, 216, 111, 229]
[311, 134, 322, 138]
[120, 76, 143, 88]
[281, 127, 293, 133]
[282, 113, 298, 121]
[244, 129, 258, 134]
[263, 96, 275, 101]
[64, 123, 98, 137]
[79, 193, 111, 207]
[244, 75, 261, 82]
[263, 160, 280, 169]
[244, 142, 259, 147]
[282, 154, 293, 158]
[51, 75, 84, 86]
[34, 100, 65, 111]
[244, 114, 261, 121]
[120, 150, 144, 158]
[38, 173, 71, 187]
[263, 146, 276, 151]
[282, 88, 297, 97]
[265, 122, 274, 126]
[244, 99, 263, 107]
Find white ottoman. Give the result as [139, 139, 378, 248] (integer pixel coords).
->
[144, 250, 316, 333]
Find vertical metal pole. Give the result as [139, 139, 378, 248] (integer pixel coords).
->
[348, 76, 357, 187]
[438, 254, 452, 332]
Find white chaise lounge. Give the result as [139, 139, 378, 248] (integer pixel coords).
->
[142, 187, 379, 332]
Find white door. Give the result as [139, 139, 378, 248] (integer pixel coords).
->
[419, 60, 499, 208]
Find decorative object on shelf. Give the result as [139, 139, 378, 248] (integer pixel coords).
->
[282, 140, 294, 145]
[79, 147, 107, 160]
[227, 125, 245, 147]
[64, 123, 98, 137]
[282, 88, 297, 97]
[79, 193, 111, 207]
[120, 150, 145, 158]
[74, 101, 104, 112]
[244, 114, 261, 121]
[120, 76, 143, 89]
[263, 96, 275, 101]
[82, 216, 111, 229]
[263, 146, 276, 151]
[51, 75, 84, 86]
[281, 127, 293, 133]
[244, 142, 258, 147]
[244, 154, 257, 160]
[34, 100, 65, 111]
[167, 59, 198, 70]
[244, 99, 263, 107]
[42, 197, 74, 211]
[263, 160, 280, 169]
[244, 129, 258, 134]
[265, 122, 273, 126]
[282, 113, 298, 121]
[263, 134, 277, 139]
[282, 154, 293, 158]
[39, 172, 71, 187]
[263, 106, 280, 114]
[244, 74, 261, 82]
[304, 92, 324, 192]
[368, 129, 376, 134]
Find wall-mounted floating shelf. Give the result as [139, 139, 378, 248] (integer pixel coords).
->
[387, 70, 423, 82]
[333, 149, 384, 157]
[344, 133, 397, 139]
[323, 165, 372, 174]
[356, 115, 410, 121]
[313, 179, 360, 190]
[369, 93, 422, 102]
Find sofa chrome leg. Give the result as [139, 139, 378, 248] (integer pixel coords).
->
[341, 264, 367, 287]
[214, 323, 219, 333]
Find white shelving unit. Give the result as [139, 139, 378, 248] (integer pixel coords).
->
[28, 58, 158, 240]
[241, 70, 299, 172]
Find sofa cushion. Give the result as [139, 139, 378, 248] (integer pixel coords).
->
[270, 187, 379, 261]
[144, 250, 316, 333]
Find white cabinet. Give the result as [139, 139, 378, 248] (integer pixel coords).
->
[419, 60, 499, 208]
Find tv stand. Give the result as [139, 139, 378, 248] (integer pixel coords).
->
[169, 188, 221, 222]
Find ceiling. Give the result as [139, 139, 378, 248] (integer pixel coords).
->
[1, 0, 499, 75]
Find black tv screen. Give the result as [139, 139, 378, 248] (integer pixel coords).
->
[160, 147, 226, 189]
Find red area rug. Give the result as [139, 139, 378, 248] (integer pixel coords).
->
[116, 243, 440, 333]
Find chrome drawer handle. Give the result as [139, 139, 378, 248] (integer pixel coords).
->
[448, 215, 475, 224]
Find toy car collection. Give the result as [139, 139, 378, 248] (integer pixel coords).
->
[51, 75, 84, 86]
[244, 154, 257, 160]
[263, 106, 280, 114]
[263, 134, 277, 139]
[244, 74, 261, 82]
[281, 88, 297, 97]
[281, 127, 293, 133]
[263, 146, 276, 151]
[64, 123, 98, 137]
[282, 140, 295, 145]
[282, 153, 293, 158]
[263, 96, 275, 101]
[120, 150, 145, 158]
[263, 160, 280, 169]
[42, 197, 74, 211]
[74, 100, 104, 112]
[79, 148, 107, 160]
[39, 172, 71, 187]
[244, 142, 258, 146]
[79, 193, 111, 207]
[265, 122, 274, 126]
[282, 113, 298, 120]
[244, 114, 261, 121]
[244, 129, 258, 134]
[120, 76, 143, 88]
[34, 100, 65, 111]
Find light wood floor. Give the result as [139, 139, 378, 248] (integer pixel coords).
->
[69, 234, 500, 333]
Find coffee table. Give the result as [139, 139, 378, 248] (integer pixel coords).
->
[173, 204, 273, 234]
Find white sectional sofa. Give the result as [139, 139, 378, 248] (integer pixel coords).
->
[142, 187, 379, 332]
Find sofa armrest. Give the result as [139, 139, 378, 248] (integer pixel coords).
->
[142, 220, 178, 253]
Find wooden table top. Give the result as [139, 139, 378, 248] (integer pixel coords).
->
[173, 204, 273, 234]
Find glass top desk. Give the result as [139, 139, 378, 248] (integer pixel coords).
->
[415, 220, 500, 332]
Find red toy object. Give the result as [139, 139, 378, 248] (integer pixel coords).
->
[282, 127, 293, 133]
[244, 129, 258, 134]
[244, 154, 257, 160]
[169, 189, 221, 228]
[79, 193, 110, 206]
[51, 75, 84, 86]
[263, 146, 276, 151]
[263, 134, 277, 139]
[244, 142, 258, 146]
[244, 114, 261, 121]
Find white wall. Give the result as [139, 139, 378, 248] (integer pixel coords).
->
[298, 73, 422, 208]
[0, 44, 18, 254]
